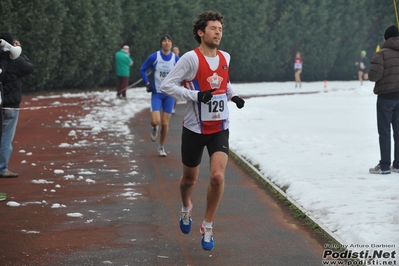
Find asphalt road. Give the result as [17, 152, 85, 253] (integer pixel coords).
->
[0, 95, 328, 266]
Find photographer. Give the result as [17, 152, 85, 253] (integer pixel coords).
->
[0, 31, 23, 200]
[0, 33, 34, 178]
[0, 32, 12, 200]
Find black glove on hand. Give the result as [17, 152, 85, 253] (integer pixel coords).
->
[146, 84, 152, 93]
[197, 89, 216, 103]
[232, 96, 245, 109]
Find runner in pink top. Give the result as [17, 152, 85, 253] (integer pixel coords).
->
[294, 51, 303, 88]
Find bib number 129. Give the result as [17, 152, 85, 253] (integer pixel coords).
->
[207, 100, 224, 113]
[201, 94, 229, 121]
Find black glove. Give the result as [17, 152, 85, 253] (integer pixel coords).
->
[146, 84, 152, 93]
[232, 96, 245, 109]
[197, 89, 216, 103]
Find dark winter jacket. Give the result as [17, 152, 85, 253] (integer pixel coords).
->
[369, 37, 399, 95]
[2, 53, 34, 108]
[0, 50, 11, 81]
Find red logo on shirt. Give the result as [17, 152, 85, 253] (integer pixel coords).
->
[207, 73, 223, 90]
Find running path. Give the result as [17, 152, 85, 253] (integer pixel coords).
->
[0, 94, 327, 265]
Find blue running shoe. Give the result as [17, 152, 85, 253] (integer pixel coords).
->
[200, 225, 214, 251]
[179, 204, 192, 234]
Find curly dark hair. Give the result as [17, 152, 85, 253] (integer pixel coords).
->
[193, 10, 224, 44]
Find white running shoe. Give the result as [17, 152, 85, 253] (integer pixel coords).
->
[158, 146, 167, 157]
[150, 126, 158, 142]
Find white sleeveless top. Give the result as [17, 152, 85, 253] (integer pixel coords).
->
[154, 51, 176, 93]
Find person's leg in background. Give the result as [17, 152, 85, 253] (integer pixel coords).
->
[116, 76, 122, 99]
[377, 97, 393, 172]
[391, 99, 399, 170]
[120, 76, 129, 98]
[0, 109, 19, 177]
[358, 70, 364, 85]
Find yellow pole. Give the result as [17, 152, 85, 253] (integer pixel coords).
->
[394, 0, 399, 28]
[376, 45, 380, 52]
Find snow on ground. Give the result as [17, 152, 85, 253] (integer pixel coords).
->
[230, 81, 399, 256]
[16, 80, 399, 258]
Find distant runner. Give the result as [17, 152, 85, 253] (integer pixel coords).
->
[294, 51, 303, 88]
[139, 35, 179, 157]
[354, 50, 369, 85]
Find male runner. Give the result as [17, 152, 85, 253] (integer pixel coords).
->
[161, 10, 245, 250]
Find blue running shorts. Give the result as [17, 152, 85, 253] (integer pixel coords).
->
[151, 92, 175, 114]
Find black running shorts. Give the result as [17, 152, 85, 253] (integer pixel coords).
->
[181, 127, 229, 167]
